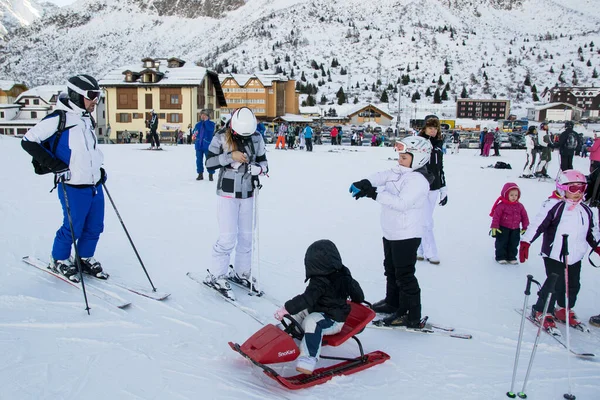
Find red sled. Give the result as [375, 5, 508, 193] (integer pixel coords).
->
[228, 302, 390, 390]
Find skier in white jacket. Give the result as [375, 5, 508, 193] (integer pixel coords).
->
[350, 136, 433, 328]
[520, 170, 600, 329]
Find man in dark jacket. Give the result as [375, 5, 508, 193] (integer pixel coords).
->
[273, 239, 364, 375]
[148, 110, 160, 149]
[558, 121, 577, 171]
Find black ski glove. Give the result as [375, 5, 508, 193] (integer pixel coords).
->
[350, 179, 377, 200]
[100, 167, 107, 183]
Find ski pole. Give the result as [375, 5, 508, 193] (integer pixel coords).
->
[249, 177, 261, 295]
[561, 234, 576, 400]
[518, 272, 559, 399]
[101, 182, 157, 292]
[60, 178, 91, 315]
[507, 274, 537, 398]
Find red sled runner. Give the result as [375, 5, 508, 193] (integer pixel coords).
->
[228, 302, 390, 390]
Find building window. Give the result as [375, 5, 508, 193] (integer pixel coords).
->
[24, 99, 29, 105]
[170, 95, 180, 105]
[168, 113, 182, 123]
[33, 99, 39, 105]
[159, 113, 166, 119]
[0, 112, 3, 118]
[117, 113, 132, 123]
[133, 113, 144, 119]
[31, 111, 37, 118]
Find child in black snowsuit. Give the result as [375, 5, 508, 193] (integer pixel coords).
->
[274, 239, 364, 375]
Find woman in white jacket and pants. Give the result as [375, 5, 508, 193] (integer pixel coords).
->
[350, 136, 433, 328]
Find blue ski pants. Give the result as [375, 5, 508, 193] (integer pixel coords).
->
[52, 183, 105, 260]
[196, 149, 216, 174]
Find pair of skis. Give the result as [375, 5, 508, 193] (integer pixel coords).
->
[515, 308, 596, 358]
[369, 315, 473, 340]
[187, 270, 473, 340]
[22, 256, 170, 309]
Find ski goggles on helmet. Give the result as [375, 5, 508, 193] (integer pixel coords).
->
[557, 182, 587, 194]
[67, 82, 102, 103]
[395, 141, 408, 153]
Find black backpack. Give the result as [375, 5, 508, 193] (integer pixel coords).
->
[31, 110, 68, 175]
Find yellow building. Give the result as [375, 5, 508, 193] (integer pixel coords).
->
[98, 57, 226, 142]
[0, 81, 28, 104]
[219, 74, 298, 120]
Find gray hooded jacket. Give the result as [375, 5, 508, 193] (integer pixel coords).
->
[205, 129, 268, 199]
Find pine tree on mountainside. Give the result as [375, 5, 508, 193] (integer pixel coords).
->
[380, 90, 389, 102]
[411, 90, 421, 102]
[433, 88, 441, 103]
[460, 86, 468, 99]
[441, 89, 448, 101]
[425, 88, 432, 97]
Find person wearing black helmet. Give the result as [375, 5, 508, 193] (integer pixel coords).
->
[558, 121, 577, 171]
[147, 110, 160, 150]
[21, 74, 108, 282]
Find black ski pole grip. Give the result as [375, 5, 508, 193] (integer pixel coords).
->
[547, 273, 559, 294]
[524, 274, 534, 296]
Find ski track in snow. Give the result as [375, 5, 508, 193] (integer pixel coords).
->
[2, 139, 600, 399]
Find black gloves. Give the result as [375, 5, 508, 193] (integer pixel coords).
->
[100, 167, 107, 183]
[350, 179, 377, 200]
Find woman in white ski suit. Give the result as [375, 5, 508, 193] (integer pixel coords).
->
[203, 108, 268, 300]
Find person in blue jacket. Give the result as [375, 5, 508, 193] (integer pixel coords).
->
[303, 124, 313, 152]
[193, 109, 216, 181]
[256, 122, 266, 140]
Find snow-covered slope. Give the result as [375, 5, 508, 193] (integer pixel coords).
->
[1, 136, 600, 399]
[1, 0, 599, 110]
[0, 0, 56, 40]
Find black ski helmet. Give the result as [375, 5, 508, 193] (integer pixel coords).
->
[565, 120, 574, 129]
[67, 74, 101, 110]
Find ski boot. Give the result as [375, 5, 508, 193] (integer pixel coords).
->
[381, 312, 425, 329]
[209, 173, 214, 182]
[229, 267, 261, 294]
[554, 307, 582, 327]
[204, 270, 235, 301]
[532, 308, 559, 335]
[78, 257, 109, 279]
[371, 299, 399, 314]
[196, 173, 204, 181]
[49, 257, 80, 283]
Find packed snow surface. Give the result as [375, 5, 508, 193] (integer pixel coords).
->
[1, 136, 599, 399]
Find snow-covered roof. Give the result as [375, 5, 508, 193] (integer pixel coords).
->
[100, 62, 211, 86]
[219, 73, 288, 87]
[15, 85, 64, 105]
[0, 80, 23, 91]
[0, 104, 21, 108]
[534, 102, 583, 111]
[298, 106, 321, 115]
[274, 114, 313, 123]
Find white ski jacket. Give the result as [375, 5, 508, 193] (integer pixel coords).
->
[368, 165, 431, 241]
[23, 96, 104, 186]
[522, 197, 599, 263]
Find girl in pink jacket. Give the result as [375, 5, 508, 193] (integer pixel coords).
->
[489, 182, 529, 264]
[587, 133, 600, 172]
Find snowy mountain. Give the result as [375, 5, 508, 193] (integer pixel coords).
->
[0, 0, 599, 112]
[0, 0, 56, 41]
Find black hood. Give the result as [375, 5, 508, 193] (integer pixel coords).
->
[304, 239, 343, 282]
[415, 165, 435, 185]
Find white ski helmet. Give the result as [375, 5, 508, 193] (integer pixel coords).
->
[556, 169, 587, 197]
[230, 107, 257, 136]
[395, 136, 432, 169]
